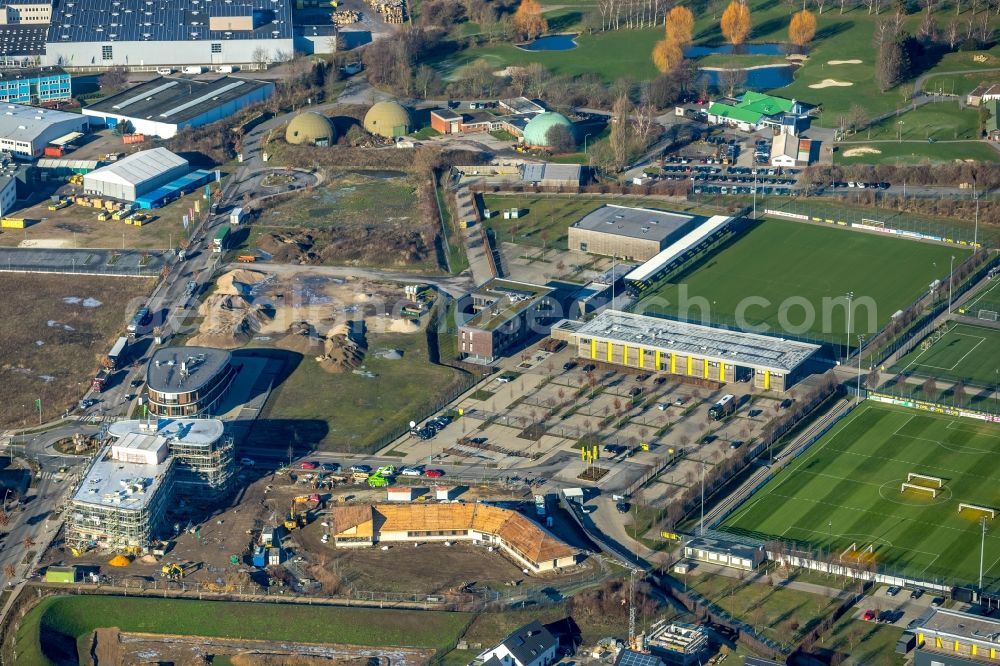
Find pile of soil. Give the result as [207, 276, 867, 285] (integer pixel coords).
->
[256, 227, 431, 266]
[217, 268, 269, 296]
[189, 293, 272, 348]
[316, 322, 366, 374]
[276, 320, 326, 355]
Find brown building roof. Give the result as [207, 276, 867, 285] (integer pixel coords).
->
[339, 503, 576, 565]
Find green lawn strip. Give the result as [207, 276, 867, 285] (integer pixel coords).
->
[480, 193, 702, 250]
[857, 102, 981, 141]
[16, 596, 472, 665]
[833, 140, 999, 165]
[890, 322, 1000, 388]
[437, 182, 469, 274]
[923, 71, 1000, 96]
[719, 402, 1000, 586]
[260, 332, 463, 451]
[634, 218, 965, 343]
[815, 615, 906, 666]
[687, 573, 841, 646]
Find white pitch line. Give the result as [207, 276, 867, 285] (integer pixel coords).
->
[916, 335, 986, 372]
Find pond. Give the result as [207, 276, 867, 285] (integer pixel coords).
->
[699, 64, 795, 89]
[685, 43, 791, 57]
[518, 34, 578, 51]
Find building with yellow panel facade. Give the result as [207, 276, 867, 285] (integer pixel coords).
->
[912, 608, 1000, 665]
[569, 310, 819, 393]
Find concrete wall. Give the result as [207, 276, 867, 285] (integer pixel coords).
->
[45, 39, 295, 67]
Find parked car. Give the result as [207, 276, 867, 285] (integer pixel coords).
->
[563, 361, 577, 371]
[300, 461, 318, 470]
[496, 375, 514, 383]
[628, 387, 643, 397]
[350, 464, 371, 473]
[748, 409, 763, 418]
[616, 502, 631, 514]
[729, 440, 744, 449]
[673, 397, 687, 406]
[653, 376, 667, 385]
[780, 398, 794, 409]
[582, 364, 596, 372]
[424, 469, 445, 478]
[932, 597, 945, 608]
[910, 588, 924, 600]
[657, 403, 668, 411]
[400, 467, 422, 477]
[863, 609, 877, 621]
[239, 458, 255, 467]
[886, 585, 902, 597]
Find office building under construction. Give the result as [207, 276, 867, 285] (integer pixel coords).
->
[68, 418, 233, 551]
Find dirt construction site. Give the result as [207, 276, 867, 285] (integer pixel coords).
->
[44, 465, 595, 601]
[188, 267, 426, 368]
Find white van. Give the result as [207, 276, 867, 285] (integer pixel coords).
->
[182, 66, 204, 74]
[216, 65, 234, 73]
[156, 67, 173, 75]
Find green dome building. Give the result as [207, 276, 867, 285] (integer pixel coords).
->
[285, 112, 336, 146]
[522, 112, 574, 148]
[364, 101, 412, 138]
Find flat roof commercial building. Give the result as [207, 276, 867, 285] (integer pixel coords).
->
[325, 503, 578, 573]
[83, 147, 189, 202]
[0, 24, 46, 67]
[912, 608, 1000, 664]
[0, 103, 87, 158]
[83, 76, 274, 139]
[44, 0, 294, 68]
[683, 536, 766, 571]
[570, 310, 819, 392]
[0, 66, 70, 105]
[68, 440, 175, 550]
[521, 162, 583, 188]
[646, 623, 710, 666]
[458, 279, 558, 364]
[569, 205, 704, 262]
[107, 418, 234, 496]
[146, 347, 238, 417]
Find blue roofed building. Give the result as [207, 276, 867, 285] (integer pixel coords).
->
[44, 0, 294, 68]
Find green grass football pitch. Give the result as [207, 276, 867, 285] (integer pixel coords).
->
[635, 219, 968, 344]
[891, 322, 1000, 388]
[961, 278, 1000, 320]
[720, 403, 1000, 588]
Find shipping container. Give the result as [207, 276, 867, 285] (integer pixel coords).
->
[43, 145, 65, 157]
[123, 133, 146, 145]
[0, 218, 28, 229]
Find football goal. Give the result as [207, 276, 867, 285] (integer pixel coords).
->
[901, 482, 938, 498]
[978, 310, 999, 322]
[907, 473, 944, 488]
[959, 503, 996, 520]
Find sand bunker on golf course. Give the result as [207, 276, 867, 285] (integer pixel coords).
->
[810, 79, 853, 89]
[842, 147, 883, 157]
[828, 59, 862, 65]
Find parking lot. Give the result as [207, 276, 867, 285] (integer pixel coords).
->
[379, 338, 804, 514]
[854, 584, 942, 628]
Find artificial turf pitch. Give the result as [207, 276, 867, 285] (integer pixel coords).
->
[720, 402, 1000, 588]
[892, 322, 1000, 388]
[634, 219, 968, 344]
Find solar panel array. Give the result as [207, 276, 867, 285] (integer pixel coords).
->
[616, 650, 663, 666]
[0, 24, 46, 56]
[48, 0, 293, 43]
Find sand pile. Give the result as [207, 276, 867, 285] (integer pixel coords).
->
[810, 79, 853, 89]
[316, 322, 366, 374]
[388, 318, 420, 333]
[828, 59, 862, 65]
[277, 320, 326, 354]
[842, 146, 882, 157]
[216, 268, 269, 296]
[190, 293, 272, 348]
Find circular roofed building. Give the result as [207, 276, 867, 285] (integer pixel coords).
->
[522, 112, 574, 149]
[364, 100, 411, 138]
[285, 111, 336, 146]
[146, 347, 238, 418]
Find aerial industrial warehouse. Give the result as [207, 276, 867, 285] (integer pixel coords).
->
[83, 148, 189, 202]
[44, 0, 294, 67]
[570, 310, 819, 392]
[0, 103, 87, 158]
[83, 76, 275, 139]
